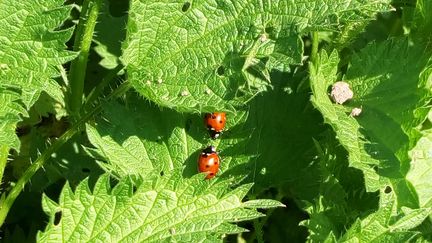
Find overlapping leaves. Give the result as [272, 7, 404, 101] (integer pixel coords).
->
[310, 37, 432, 200]
[86, 94, 252, 180]
[123, 0, 391, 113]
[38, 172, 283, 242]
[0, 0, 76, 150]
[340, 190, 431, 242]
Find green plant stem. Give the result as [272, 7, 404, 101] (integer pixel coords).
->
[69, 0, 103, 120]
[311, 32, 319, 66]
[84, 64, 125, 111]
[0, 145, 8, 185]
[0, 81, 132, 227]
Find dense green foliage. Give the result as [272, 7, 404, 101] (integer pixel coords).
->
[0, 0, 431, 242]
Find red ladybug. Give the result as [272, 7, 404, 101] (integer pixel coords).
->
[204, 112, 226, 139]
[198, 146, 220, 179]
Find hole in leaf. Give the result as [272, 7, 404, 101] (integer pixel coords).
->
[54, 211, 62, 225]
[160, 171, 165, 176]
[216, 65, 225, 76]
[265, 26, 275, 34]
[182, 2, 191, 12]
[132, 186, 137, 193]
[384, 186, 392, 193]
[82, 168, 90, 173]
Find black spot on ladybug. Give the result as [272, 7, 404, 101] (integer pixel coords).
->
[214, 161, 218, 165]
[209, 173, 214, 176]
[206, 165, 210, 168]
[216, 65, 225, 76]
[82, 168, 90, 173]
[211, 114, 216, 119]
[54, 211, 62, 225]
[219, 121, 223, 123]
[384, 186, 392, 194]
[182, 2, 191, 12]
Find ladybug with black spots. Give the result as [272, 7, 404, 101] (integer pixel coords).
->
[198, 146, 220, 179]
[204, 112, 226, 139]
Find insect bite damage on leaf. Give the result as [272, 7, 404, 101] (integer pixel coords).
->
[181, 2, 191, 12]
[54, 211, 62, 226]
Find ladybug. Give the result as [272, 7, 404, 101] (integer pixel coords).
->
[198, 146, 220, 179]
[204, 112, 226, 139]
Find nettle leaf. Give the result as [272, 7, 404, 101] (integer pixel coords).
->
[0, 88, 26, 149]
[311, 37, 432, 199]
[411, 0, 432, 38]
[86, 94, 252, 179]
[93, 0, 127, 69]
[310, 51, 382, 192]
[38, 172, 282, 242]
[0, 0, 76, 150]
[407, 129, 432, 208]
[344, 38, 431, 206]
[240, 72, 325, 198]
[340, 189, 431, 242]
[301, 135, 380, 241]
[122, 0, 391, 113]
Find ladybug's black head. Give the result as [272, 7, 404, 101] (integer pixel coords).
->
[203, 145, 216, 154]
[208, 130, 221, 139]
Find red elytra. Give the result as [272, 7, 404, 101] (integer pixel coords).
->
[198, 146, 220, 179]
[204, 112, 226, 139]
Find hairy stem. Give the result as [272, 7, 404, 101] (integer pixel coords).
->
[0, 81, 132, 227]
[84, 64, 125, 111]
[311, 32, 319, 66]
[0, 145, 8, 186]
[68, 0, 103, 120]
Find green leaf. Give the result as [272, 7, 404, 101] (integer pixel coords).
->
[301, 135, 380, 242]
[38, 172, 281, 242]
[310, 50, 382, 192]
[0, 88, 26, 149]
[411, 0, 432, 38]
[122, 0, 391, 113]
[391, 207, 432, 231]
[86, 94, 252, 179]
[0, 0, 76, 150]
[243, 199, 285, 209]
[407, 129, 432, 207]
[93, 0, 127, 69]
[340, 190, 428, 242]
[240, 71, 325, 198]
[345, 37, 431, 206]
[310, 37, 432, 198]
